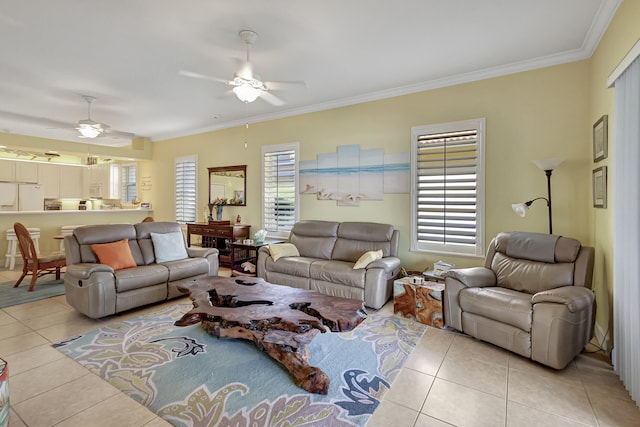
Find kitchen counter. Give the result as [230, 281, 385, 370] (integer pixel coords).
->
[0, 208, 153, 215]
[0, 209, 155, 255]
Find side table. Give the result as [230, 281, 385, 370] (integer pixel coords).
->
[422, 269, 446, 283]
[393, 276, 445, 328]
[230, 239, 283, 276]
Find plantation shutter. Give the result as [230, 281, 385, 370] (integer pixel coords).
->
[121, 165, 136, 204]
[412, 118, 485, 256]
[263, 148, 296, 233]
[175, 155, 197, 224]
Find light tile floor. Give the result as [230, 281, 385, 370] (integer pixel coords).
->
[2, 267, 639, 427]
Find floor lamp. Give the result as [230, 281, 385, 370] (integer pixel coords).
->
[511, 157, 564, 234]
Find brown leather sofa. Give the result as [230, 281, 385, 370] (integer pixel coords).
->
[64, 222, 219, 319]
[444, 231, 595, 369]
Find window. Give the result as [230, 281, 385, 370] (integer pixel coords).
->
[120, 164, 136, 204]
[262, 143, 299, 238]
[175, 155, 197, 224]
[411, 118, 485, 257]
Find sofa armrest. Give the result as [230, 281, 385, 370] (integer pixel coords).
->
[446, 267, 496, 288]
[187, 247, 219, 259]
[65, 263, 114, 279]
[367, 256, 401, 272]
[187, 247, 219, 276]
[532, 286, 594, 313]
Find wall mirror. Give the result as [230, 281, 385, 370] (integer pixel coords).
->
[208, 165, 246, 206]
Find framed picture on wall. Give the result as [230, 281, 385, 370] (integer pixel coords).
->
[593, 115, 608, 162]
[593, 166, 607, 208]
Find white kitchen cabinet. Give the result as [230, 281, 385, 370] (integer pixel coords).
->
[83, 163, 120, 199]
[38, 164, 84, 199]
[38, 163, 60, 198]
[0, 160, 15, 181]
[59, 165, 83, 198]
[15, 162, 38, 183]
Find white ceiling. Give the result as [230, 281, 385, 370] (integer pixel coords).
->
[0, 0, 621, 148]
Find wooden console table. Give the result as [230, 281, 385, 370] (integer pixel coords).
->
[186, 222, 250, 267]
[175, 276, 367, 394]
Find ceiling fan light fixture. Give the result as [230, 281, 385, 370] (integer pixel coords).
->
[233, 83, 260, 103]
[77, 124, 102, 138]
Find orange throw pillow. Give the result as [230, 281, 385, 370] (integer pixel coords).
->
[91, 238, 137, 271]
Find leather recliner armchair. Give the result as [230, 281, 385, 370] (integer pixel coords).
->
[444, 231, 595, 369]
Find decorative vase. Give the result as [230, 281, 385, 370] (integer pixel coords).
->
[216, 205, 223, 221]
[206, 203, 214, 221]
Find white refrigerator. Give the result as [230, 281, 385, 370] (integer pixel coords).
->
[18, 184, 45, 211]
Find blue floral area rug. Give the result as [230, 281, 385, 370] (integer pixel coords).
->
[53, 303, 426, 427]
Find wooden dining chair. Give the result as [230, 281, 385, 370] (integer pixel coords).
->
[13, 222, 66, 292]
[142, 216, 154, 222]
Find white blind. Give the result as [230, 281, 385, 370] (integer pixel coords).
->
[411, 118, 485, 256]
[121, 164, 136, 203]
[263, 146, 297, 233]
[175, 155, 197, 224]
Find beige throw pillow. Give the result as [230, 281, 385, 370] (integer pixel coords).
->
[269, 243, 300, 261]
[353, 249, 383, 269]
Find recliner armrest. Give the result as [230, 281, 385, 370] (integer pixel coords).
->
[532, 286, 594, 313]
[66, 263, 114, 279]
[446, 267, 496, 288]
[367, 256, 401, 272]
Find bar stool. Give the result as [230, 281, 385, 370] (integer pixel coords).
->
[5, 227, 40, 270]
[57, 225, 83, 252]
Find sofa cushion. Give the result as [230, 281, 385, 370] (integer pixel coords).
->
[268, 243, 300, 261]
[265, 256, 315, 277]
[491, 252, 575, 294]
[135, 222, 185, 265]
[151, 231, 188, 262]
[289, 221, 339, 259]
[91, 239, 137, 271]
[162, 257, 209, 281]
[353, 250, 383, 269]
[459, 287, 533, 331]
[310, 260, 366, 289]
[74, 224, 144, 265]
[332, 222, 395, 262]
[494, 232, 581, 263]
[114, 264, 169, 293]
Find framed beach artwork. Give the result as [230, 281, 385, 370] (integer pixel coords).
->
[592, 166, 607, 208]
[593, 115, 608, 162]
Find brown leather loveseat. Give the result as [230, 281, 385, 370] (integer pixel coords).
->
[444, 231, 595, 369]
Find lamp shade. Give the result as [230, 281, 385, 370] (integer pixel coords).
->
[512, 203, 528, 217]
[233, 84, 260, 103]
[531, 157, 565, 171]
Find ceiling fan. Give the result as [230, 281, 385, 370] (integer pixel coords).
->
[74, 95, 135, 139]
[180, 30, 305, 106]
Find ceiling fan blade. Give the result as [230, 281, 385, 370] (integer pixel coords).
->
[0, 110, 73, 129]
[258, 91, 285, 106]
[264, 80, 307, 91]
[179, 70, 230, 85]
[103, 128, 136, 139]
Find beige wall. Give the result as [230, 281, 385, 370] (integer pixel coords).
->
[152, 60, 591, 272]
[587, 0, 640, 345]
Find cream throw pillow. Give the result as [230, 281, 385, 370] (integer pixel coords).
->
[269, 243, 300, 261]
[353, 249, 383, 269]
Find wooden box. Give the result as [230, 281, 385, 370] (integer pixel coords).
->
[393, 277, 444, 327]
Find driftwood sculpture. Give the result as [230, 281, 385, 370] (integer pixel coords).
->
[175, 276, 367, 394]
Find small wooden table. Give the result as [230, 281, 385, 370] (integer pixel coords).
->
[230, 239, 282, 276]
[393, 277, 445, 327]
[175, 276, 367, 394]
